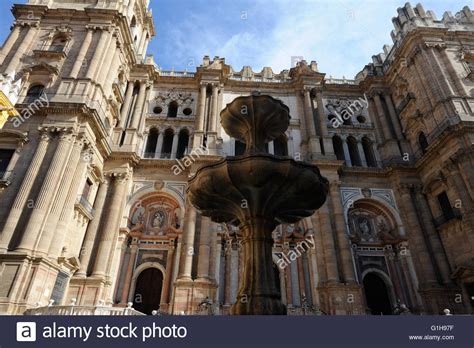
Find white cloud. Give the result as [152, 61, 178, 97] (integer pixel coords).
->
[151, 0, 468, 78]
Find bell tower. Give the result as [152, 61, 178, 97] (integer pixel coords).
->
[0, 0, 154, 314]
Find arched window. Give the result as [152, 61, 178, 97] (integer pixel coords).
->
[273, 135, 288, 156]
[145, 128, 158, 158]
[26, 85, 45, 103]
[362, 137, 377, 167]
[50, 35, 68, 52]
[332, 135, 345, 162]
[235, 140, 246, 156]
[167, 101, 178, 118]
[347, 136, 362, 167]
[161, 128, 174, 159]
[130, 16, 138, 46]
[176, 129, 189, 159]
[418, 132, 429, 154]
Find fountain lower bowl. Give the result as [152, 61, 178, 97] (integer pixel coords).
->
[187, 154, 329, 225]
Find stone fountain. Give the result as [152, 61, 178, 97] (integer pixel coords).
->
[187, 94, 329, 315]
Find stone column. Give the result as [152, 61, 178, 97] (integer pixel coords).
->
[357, 141, 368, 167]
[223, 238, 232, 306]
[70, 28, 93, 79]
[213, 236, 222, 300]
[5, 24, 38, 75]
[284, 249, 293, 306]
[0, 24, 21, 65]
[342, 138, 352, 167]
[166, 242, 179, 305]
[170, 132, 179, 159]
[97, 33, 117, 86]
[383, 94, 404, 140]
[130, 81, 147, 129]
[396, 242, 424, 309]
[197, 83, 207, 132]
[85, 27, 112, 80]
[119, 82, 134, 128]
[105, 230, 128, 305]
[210, 84, 219, 132]
[177, 201, 196, 280]
[372, 93, 393, 141]
[49, 148, 90, 258]
[315, 89, 333, 156]
[138, 87, 152, 135]
[37, 136, 85, 255]
[303, 87, 320, 156]
[16, 130, 75, 253]
[170, 237, 182, 311]
[76, 178, 110, 276]
[196, 217, 211, 281]
[268, 141, 274, 155]
[154, 131, 164, 158]
[415, 190, 452, 285]
[91, 173, 130, 277]
[330, 181, 356, 283]
[424, 47, 454, 99]
[396, 185, 438, 285]
[0, 131, 51, 252]
[317, 201, 340, 283]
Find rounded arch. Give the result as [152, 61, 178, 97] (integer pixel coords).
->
[50, 33, 69, 52]
[130, 16, 137, 28]
[129, 262, 166, 314]
[145, 127, 159, 158]
[167, 101, 178, 118]
[346, 136, 361, 166]
[26, 84, 45, 103]
[361, 136, 377, 167]
[346, 198, 405, 237]
[418, 131, 429, 154]
[273, 134, 288, 156]
[332, 135, 345, 161]
[176, 128, 190, 159]
[361, 268, 396, 315]
[161, 128, 174, 158]
[126, 189, 185, 233]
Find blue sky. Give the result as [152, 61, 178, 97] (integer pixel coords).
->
[0, 0, 470, 78]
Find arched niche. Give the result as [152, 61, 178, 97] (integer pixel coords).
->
[128, 191, 182, 237]
[347, 199, 402, 245]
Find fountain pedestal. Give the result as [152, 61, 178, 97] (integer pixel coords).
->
[187, 95, 328, 315]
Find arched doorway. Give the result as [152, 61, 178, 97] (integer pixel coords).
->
[133, 268, 164, 315]
[363, 273, 392, 315]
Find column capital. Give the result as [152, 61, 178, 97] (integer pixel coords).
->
[106, 170, 131, 183]
[38, 129, 54, 142]
[397, 182, 422, 194]
[302, 85, 315, 94]
[367, 88, 387, 99]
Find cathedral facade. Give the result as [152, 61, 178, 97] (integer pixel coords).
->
[0, 0, 473, 315]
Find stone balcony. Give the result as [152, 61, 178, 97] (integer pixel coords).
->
[24, 302, 145, 316]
